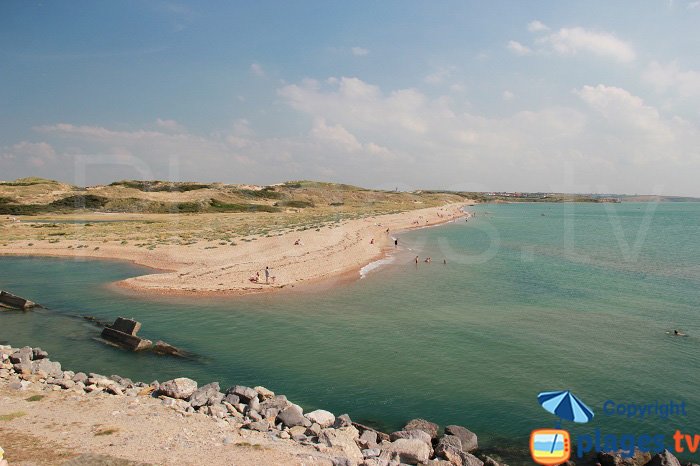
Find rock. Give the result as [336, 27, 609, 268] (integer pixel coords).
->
[390, 429, 432, 446]
[31, 359, 62, 378]
[248, 396, 261, 412]
[307, 423, 322, 437]
[289, 425, 307, 437]
[332, 458, 353, 466]
[223, 393, 240, 405]
[72, 372, 88, 383]
[247, 409, 263, 422]
[228, 385, 258, 402]
[8, 380, 31, 390]
[382, 438, 431, 464]
[318, 427, 364, 464]
[32, 347, 48, 359]
[404, 418, 439, 439]
[334, 413, 352, 428]
[255, 386, 275, 399]
[306, 409, 336, 428]
[260, 394, 291, 411]
[188, 382, 221, 408]
[459, 452, 484, 466]
[445, 425, 478, 452]
[481, 455, 502, 466]
[644, 450, 681, 466]
[279, 431, 291, 439]
[435, 438, 463, 465]
[363, 448, 381, 458]
[106, 385, 124, 396]
[358, 429, 379, 449]
[10, 347, 33, 364]
[247, 420, 270, 432]
[208, 404, 227, 419]
[56, 379, 76, 389]
[158, 378, 197, 400]
[152, 340, 184, 356]
[277, 405, 308, 427]
[13, 362, 32, 375]
[600, 449, 652, 466]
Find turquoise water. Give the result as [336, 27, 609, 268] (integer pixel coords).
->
[1, 202, 699, 463]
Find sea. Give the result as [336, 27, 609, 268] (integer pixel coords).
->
[1, 202, 699, 464]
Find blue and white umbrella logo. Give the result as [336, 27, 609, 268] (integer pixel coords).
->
[537, 390, 594, 425]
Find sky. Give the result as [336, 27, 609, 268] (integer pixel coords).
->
[1, 1, 700, 195]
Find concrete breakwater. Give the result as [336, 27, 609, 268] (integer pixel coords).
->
[0, 343, 691, 466]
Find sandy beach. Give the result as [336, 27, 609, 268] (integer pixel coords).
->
[0, 203, 468, 295]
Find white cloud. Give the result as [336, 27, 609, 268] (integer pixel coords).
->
[507, 40, 532, 56]
[250, 62, 266, 77]
[156, 118, 185, 132]
[424, 67, 453, 84]
[527, 20, 549, 32]
[1, 141, 56, 168]
[643, 61, 700, 98]
[537, 27, 636, 62]
[502, 90, 515, 101]
[689, 1, 700, 8]
[310, 118, 362, 152]
[351, 47, 369, 56]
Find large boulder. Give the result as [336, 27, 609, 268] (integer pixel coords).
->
[189, 382, 221, 408]
[305, 409, 335, 428]
[318, 427, 363, 464]
[435, 434, 464, 463]
[459, 452, 484, 466]
[390, 429, 433, 446]
[404, 418, 439, 439]
[228, 385, 258, 402]
[382, 438, 432, 464]
[158, 378, 197, 400]
[445, 425, 479, 452]
[31, 359, 62, 377]
[644, 450, 682, 466]
[277, 405, 309, 427]
[10, 347, 33, 364]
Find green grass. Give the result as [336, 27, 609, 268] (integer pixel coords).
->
[94, 427, 119, 436]
[26, 395, 44, 402]
[0, 411, 27, 421]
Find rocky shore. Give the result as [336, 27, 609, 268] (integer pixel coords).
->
[0, 344, 693, 466]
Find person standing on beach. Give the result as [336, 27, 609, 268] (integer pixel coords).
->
[394, 238, 398, 247]
[415, 255, 419, 264]
[265, 266, 270, 284]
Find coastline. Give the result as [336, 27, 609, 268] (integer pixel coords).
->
[0, 203, 469, 297]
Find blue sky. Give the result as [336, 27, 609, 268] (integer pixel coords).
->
[1, 1, 699, 195]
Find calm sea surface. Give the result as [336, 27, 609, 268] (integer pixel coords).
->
[2, 202, 699, 463]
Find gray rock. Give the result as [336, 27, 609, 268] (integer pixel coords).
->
[435, 441, 463, 465]
[305, 409, 335, 428]
[248, 396, 261, 412]
[334, 413, 352, 428]
[72, 372, 88, 383]
[9, 347, 33, 364]
[223, 393, 240, 405]
[247, 409, 263, 422]
[331, 457, 353, 466]
[279, 431, 291, 439]
[32, 347, 48, 359]
[56, 379, 76, 389]
[13, 362, 32, 375]
[260, 394, 291, 411]
[644, 450, 681, 466]
[189, 382, 221, 408]
[358, 429, 379, 449]
[438, 434, 463, 451]
[404, 418, 439, 439]
[307, 423, 322, 437]
[31, 359, 62, 377]
[277, 405, 307, 427]
[390, 429, 432, 446]
[208, 404, 227, 419]
[599, 449, 652, 466]
[254, 386, 275, 399]
[106, 385, 124, 396]
[459, 452, 484, 466]
[228, 385, 258, 401]
[247, 420, 270, 432]
[158, 377, 197, 400]
[363, 448, 381, 458]
[318, 426, 364, 464]
[445, 425, 479, 452]
[482, 455, 502, 466]
[382, 438, 431, 464]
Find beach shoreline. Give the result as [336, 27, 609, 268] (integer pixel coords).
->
[0, 203, 470, 297]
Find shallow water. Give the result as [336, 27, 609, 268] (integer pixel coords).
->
[1, 202, 699, 463]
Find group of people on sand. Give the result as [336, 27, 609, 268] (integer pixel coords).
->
[249, 266, 275, 284]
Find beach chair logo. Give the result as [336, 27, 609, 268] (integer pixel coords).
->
[530, 428, 571, 465]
